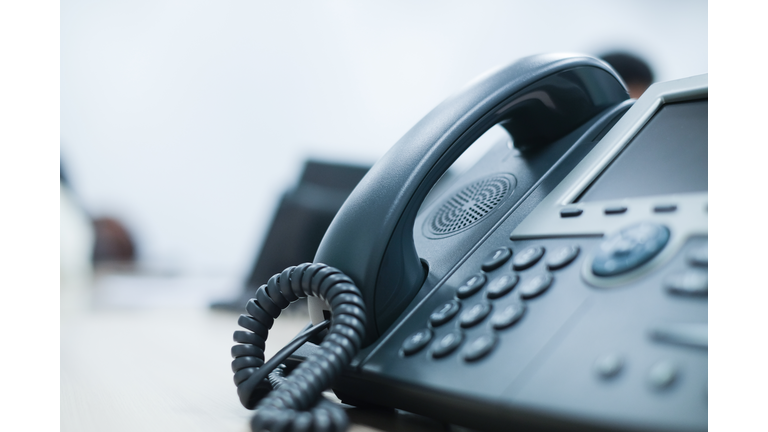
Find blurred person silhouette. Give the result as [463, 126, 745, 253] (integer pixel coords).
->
[60, 158, 137, 275]
[599, 51, 655, 99]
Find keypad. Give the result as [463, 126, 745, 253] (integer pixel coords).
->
[402, 240, 565, 363]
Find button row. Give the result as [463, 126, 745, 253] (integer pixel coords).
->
[481, 245, 580, 273]
[401, 328, 499, 362]
[594, 354, 681, 390]
[430, 296, 528, 331]
[457, 271, 554, 303]
[558, 203, 697, 218]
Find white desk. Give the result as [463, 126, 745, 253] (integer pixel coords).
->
[61, 273, 451, 432]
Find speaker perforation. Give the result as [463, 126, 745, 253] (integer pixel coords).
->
[426, 175, 513, 237]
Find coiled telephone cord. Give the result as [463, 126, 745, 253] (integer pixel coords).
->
[231, 263, 366, 432]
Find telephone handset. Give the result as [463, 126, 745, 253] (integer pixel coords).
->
[231, 53, 708, 432]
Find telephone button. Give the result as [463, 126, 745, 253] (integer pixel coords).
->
[650, 323, 708, 349]
[429, 301, 461, 327]
[459, 302, 492, 328]
[463, 333, 498, 362]
[560, 207, 583, 217]
[485, 274, 519, 299]
[401, 328, 433, 356]
[654, 204, 678, 213]
[648, 360, 678, 389]
[481, 247, 512, 271]
[456, 273, 487, 299]
[592, 222, 670, 277]
[431, 330, 464, 358]
[687, 245, 708, 267]
[512, 246, 545, 270]
[665, 270, 708, 296]
[490, 300, 526, 330]
[546, 245, 580, 270]
[519, 273, 554, 299]
[594, 353, 624, 379]
[604, 205, 628, 215]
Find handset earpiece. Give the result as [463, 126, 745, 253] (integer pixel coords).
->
[312, 53, 628, 344]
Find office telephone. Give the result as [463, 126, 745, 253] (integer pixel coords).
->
[230, 53, 708, 432]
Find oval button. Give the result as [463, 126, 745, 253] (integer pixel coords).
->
[592, 222, 670, 277]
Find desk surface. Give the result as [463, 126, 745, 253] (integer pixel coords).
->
[61, 272, 454, 432]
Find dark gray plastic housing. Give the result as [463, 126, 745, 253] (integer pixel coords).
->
[313, 53, 628, 344]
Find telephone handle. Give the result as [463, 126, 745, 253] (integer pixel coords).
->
[313, 53, 629, 344]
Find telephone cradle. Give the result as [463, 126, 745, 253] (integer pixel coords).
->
[230, 53, 708, 432]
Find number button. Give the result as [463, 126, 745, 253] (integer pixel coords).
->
[665, 270, 708, 296]
[546, 245, 580, 270]
[519, 273, 554, 299]
[481, 247, 512, 272]
[512, 246, 545, 270]
[459, 302, 492, 328]
[490, 300, 526, 330]
[463, 333, 498, 362]
[456, 273, 487, 299]
[429, 301, 461, 327]
[401, 328, 433, 356]
[485, 274, 519, 299]
[431, 330, 464, 358]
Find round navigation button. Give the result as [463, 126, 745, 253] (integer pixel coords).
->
[592, 222, 670, 277]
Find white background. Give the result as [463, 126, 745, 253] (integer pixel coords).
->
[6, 2, 768, 431]
[60, 1, 708, 278]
